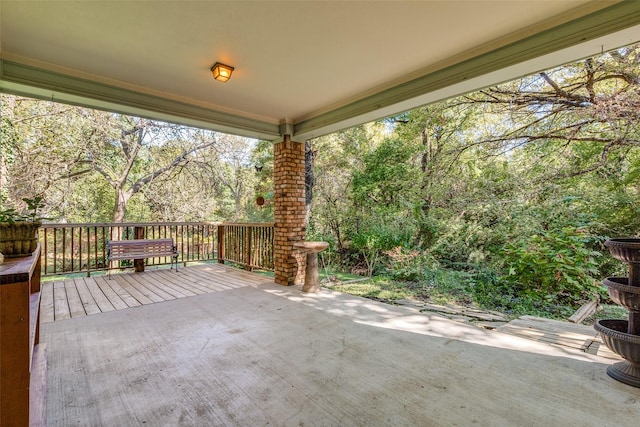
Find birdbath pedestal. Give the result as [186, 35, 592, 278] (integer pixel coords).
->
[293, 241, 329, 293]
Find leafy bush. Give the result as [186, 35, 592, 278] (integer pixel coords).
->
[351, 215, 417, 276]
[383, 246, 439, 281]
[498, 227, 603, 305]
[470, 268, 573, 318]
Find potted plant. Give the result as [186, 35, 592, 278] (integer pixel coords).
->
[0, 196, 45, 258]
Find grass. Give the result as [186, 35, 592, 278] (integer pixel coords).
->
[326, 269, 475, 306]
[322, 267, 610, 322]
[591, 304, 629, 322]
[329, 276, 412, 302]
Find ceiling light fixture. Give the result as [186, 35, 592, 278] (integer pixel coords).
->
[211, 62, 234, 82]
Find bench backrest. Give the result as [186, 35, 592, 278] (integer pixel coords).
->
[108, 239, 177, 258]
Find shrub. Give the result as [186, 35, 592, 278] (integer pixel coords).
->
[383, 246, 439, 281]
[498, 227, 603, 305]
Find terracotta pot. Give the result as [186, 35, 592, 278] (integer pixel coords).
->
[0, 221, 41, 257]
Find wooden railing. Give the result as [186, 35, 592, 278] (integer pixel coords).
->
[0, 245, 46, 426]
[39, 222, 274, 276]
[218, 222, 275, 271]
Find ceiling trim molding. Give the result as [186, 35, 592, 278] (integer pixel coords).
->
[0, 59, 281, 139]
[293, 1, 640, 139]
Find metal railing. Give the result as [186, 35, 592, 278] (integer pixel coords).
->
[39, 222, 274, 276]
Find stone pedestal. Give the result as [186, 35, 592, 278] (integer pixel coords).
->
[293, 241, 329, 293]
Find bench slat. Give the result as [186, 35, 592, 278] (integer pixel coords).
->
[107, 239, 178, 261]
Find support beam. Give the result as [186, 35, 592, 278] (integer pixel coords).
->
[273, 135, 306, 286]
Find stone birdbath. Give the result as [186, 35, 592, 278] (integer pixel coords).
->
[292, 241, 329, 293]
[594, 238, 640, 388]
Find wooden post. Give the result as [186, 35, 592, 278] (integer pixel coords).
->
[1, 246, 44, 427]
[133, 226, 145, 272]
[245, 226, 253, 271]
[217, 225, 225, 265]
[0, 282, 30, 426]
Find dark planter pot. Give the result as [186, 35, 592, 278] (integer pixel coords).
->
[0, 221, 41, 258]
[602, 277, 640, 311]
[594, 319, 640, 388]
[605, 238, 640, 263]
[605, 238, 640, 286]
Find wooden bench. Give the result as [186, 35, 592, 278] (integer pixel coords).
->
[107, 238, 178, 277]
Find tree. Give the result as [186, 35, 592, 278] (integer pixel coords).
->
[72, 113, 223, 222]
[189, 134, 258, 221]
[1, 95, 92, 217]
[465, 44, 640, 182]
[1, 96, 227, 223]
[307, 124, 384, 267]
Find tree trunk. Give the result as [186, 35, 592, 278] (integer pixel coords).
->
[304, 141, 316, 227]
[418, 127, 434, 247]
[113, 187, 129, 223]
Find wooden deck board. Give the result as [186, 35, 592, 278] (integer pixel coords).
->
[52, 281, 71, 321]
[122, 273, 169, 303]
[125, 273, 178, 301]
[152, 270, 203, 296]
[174, 269, 233, 293]
[496, 315, 620, 360]
[94, 276, 141, 308]
[82, 277, 116, 313]
[64, 280, 86, 318]
[40, 282, 55, 323]
[40, 264, 260, 323]
[189, 265, 255, 289]
[91, 277, 129, 310]
[142, 271, 189, 298]
[108, 274, 154, 305]
[73, 278, 102, 315]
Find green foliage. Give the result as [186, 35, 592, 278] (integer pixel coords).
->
[351, 214, 418, 276]
[383, 246, 438, 282]
[352, 138, 417, 207]
[0, 207, 21, 223]
[498, 227, 603, 305]
[333, 268, 474, 307]
[0, 196, 46, 223]
[470, 268, 576, 318]
[334, 277, 412, 302]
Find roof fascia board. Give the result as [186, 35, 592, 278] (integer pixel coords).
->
[0, 59, 281, 140]
[293, 1, 640, 140]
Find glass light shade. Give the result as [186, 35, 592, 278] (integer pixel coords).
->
[211, 63, 234, 82]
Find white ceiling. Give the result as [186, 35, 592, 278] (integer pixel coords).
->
[2, 1, 640, 140]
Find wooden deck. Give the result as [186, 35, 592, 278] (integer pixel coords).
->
[40, 263, 274, 323]
[496, 315, 619, 360]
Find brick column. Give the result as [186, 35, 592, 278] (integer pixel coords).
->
[273, 135, 306, 285]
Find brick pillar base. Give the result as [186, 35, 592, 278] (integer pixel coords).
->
[274, 135, 306, 285]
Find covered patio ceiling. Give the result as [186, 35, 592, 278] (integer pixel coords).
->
[2, 1, 640, 141]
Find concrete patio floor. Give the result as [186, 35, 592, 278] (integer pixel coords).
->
[42, 276, 640, 426]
